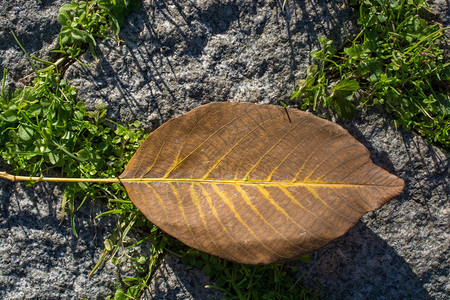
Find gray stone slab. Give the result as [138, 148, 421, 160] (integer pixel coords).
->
[0, 0, 66, 88]
[0, 181, 117, 299]
[1, 0, 448, 299]
[65, 0, 358, 130]
[146, 255, 223, 299]
[296, 106, 449, 299]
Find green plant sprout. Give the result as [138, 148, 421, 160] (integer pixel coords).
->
[291, 0, 449, 149]
[55, 0, 141, 60]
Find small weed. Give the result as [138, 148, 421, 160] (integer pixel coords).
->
[291, 0, 449, 149]
[55, 0, 141, 60]
[99, 207, 169, 300]
[0, 65, 146, 236]
[1, 1, 153, 297]
[175, 248, 317, 299]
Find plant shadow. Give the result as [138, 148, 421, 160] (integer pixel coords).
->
[297, 222, 432, 299]
[145, 254, 223, 300]
[66, 0, 358, 131]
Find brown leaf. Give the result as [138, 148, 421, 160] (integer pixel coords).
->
[119, 102, 404, 264]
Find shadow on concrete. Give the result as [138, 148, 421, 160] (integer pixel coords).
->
[298, 222, 431, 299]
[0, 180, 115, 279]
[68, 0, 358, 131]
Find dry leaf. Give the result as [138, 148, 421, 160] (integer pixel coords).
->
[119, 102, 404, 264]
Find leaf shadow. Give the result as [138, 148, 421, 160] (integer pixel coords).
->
[297, 222, 431, 299]
[309, 106, 450, 298]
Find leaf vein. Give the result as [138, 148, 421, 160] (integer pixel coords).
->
[203, 116, 280, 179]
[245, 117, 307, 180]
[306, 186, 355, 223]
[256, 186, 317, 237]
[279, 186, 336, 240]
[293, 131, 347, 182]
[303, 144, 363, 182]
[190, 183, 230, 258]
[212, 184, 288, 259]
[163, 110, 249, 178]
[235, 184, 310, 251]
[198, 184, 257, 260]
[169, 183, 204, 248]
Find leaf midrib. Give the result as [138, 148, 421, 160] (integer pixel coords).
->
[120, 177, 400, 188]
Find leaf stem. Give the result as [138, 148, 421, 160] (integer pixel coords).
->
[0, 172, 120, 183]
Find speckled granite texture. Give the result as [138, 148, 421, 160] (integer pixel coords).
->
[65, 0, 358, 130]
[1, 0, 448, 299]
[0, 181, 117, 299]
[298, 106, 449, 299]
[0, 0, 67, 87]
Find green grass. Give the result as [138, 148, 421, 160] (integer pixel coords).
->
[0, 0, 448, 299]
[175, 248, 315, 300]
[291, 0, 449, 149]
[55, 0, 141, 60]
